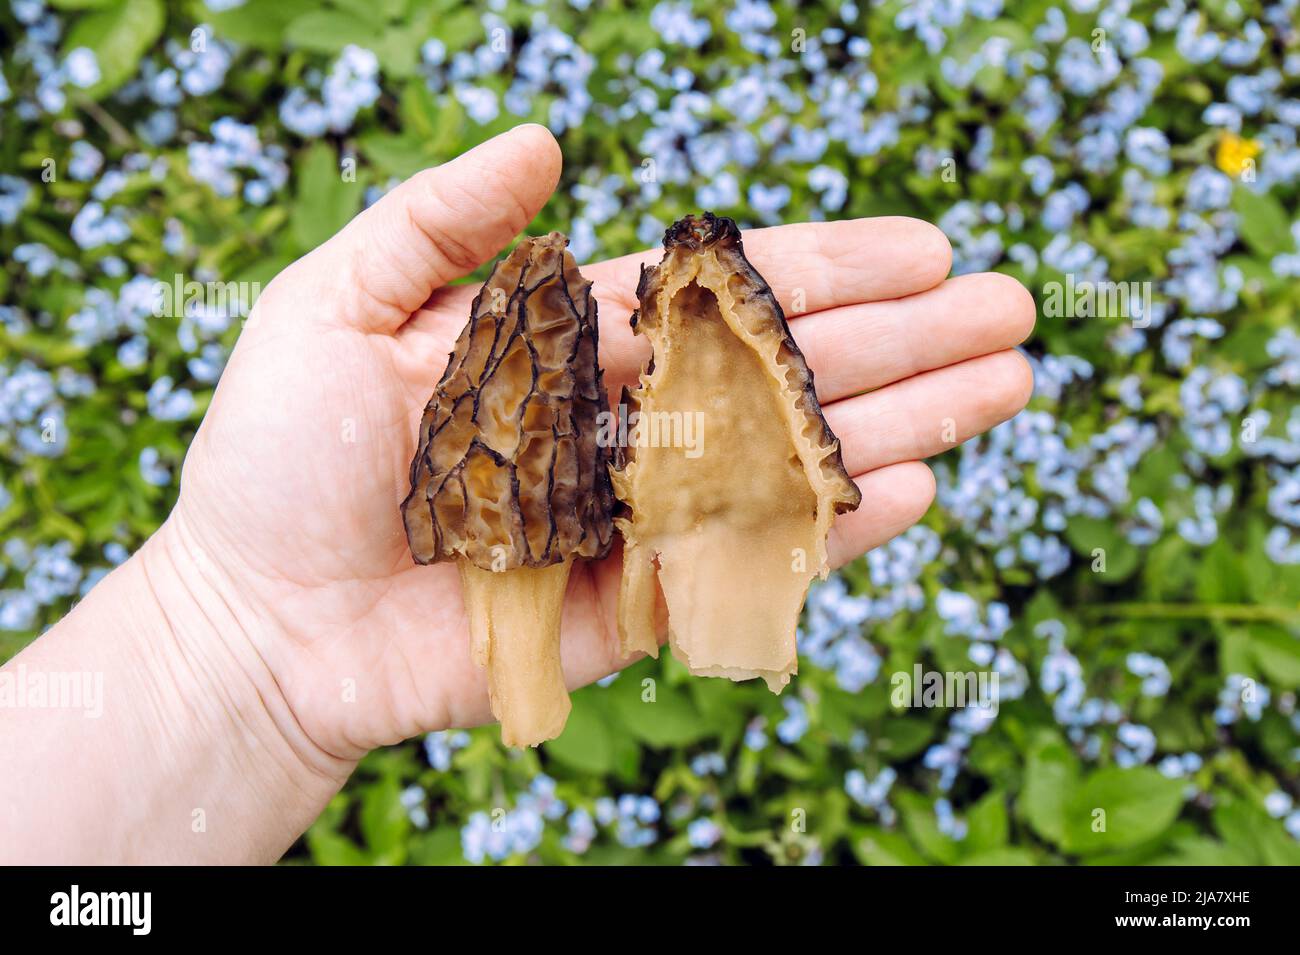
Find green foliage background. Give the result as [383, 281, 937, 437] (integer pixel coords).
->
[2, 0, 1299, 865]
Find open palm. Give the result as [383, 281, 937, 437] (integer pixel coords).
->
[171, 125, 1035, 761]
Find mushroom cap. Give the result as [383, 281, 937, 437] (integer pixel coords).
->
[402, 233, 616, 571]
[619, 212, 861, 517]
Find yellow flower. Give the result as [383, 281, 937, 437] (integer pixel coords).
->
[1216, 133, 1261, 178]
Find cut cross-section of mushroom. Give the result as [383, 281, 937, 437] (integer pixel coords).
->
[401, 232, 615, 747]
[611, 213, 861, 692]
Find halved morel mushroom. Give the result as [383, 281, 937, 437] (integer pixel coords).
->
[401, 233, 615, 747]
[611, 213, 860, 692]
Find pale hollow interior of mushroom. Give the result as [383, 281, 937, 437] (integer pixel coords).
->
[622, 280, 819, 691]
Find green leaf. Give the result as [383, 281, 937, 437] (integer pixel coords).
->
[434, 7, 486, 49]
[1148, 703, 1206, 752]
[1219, 627, 1256, 678]
[1129, 446, 1180, 502]
[290, 142, 362, 252]
[284, 10, 384, 53]
[1142, 535, 1195, 601]
[306, 827, 369, 865]
[332, 0, 394, 19]
[63, 0, 165, 99]
[1231, 186, 1294, 257]
[1247, 624, 1300, 688]
[606, 677, 708, 747]
[377, 2, 436, 77]
[358, 777, 409, 862]
[408, 827, 468, 866]
[766, 749, 815, 781]
[399, 80, 441, 139]
[896, 790, 961, 865]
[1019, 734, 1078, 846]
[1194, 538, 1247, 602]
[964, 789, 1010, 854]
[876, 715, 934, 760]
[1064, 516, 1139, 582]
[1212, 797, 1300, 866]
[358, 132, 438, 179]
[852, 827, 929, 866]
[374, 24, 424, 78]
[197, 0, 317, 49]
[1061, 767, 1185, 855]
[543, 690, 617, 774]
[687, 676, 749, 742]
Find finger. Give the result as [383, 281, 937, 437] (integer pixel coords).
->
[583, 216, 952, 315]
[793, 272, 1037, 403]
[826, 350, 1035, 475]
[310, 124, 562, 333]
[827, 462, 937, 568]
[393, 217, 956, 390]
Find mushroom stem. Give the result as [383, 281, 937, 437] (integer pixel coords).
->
[459, 559, 574, 747]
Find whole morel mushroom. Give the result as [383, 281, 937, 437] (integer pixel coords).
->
[401, 233, 615, 747]
[611, 213, 861, 692]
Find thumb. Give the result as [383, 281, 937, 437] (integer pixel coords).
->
[311, 124, 562, 333]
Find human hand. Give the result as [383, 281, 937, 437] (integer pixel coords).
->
[164, 123, 1035, 767]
